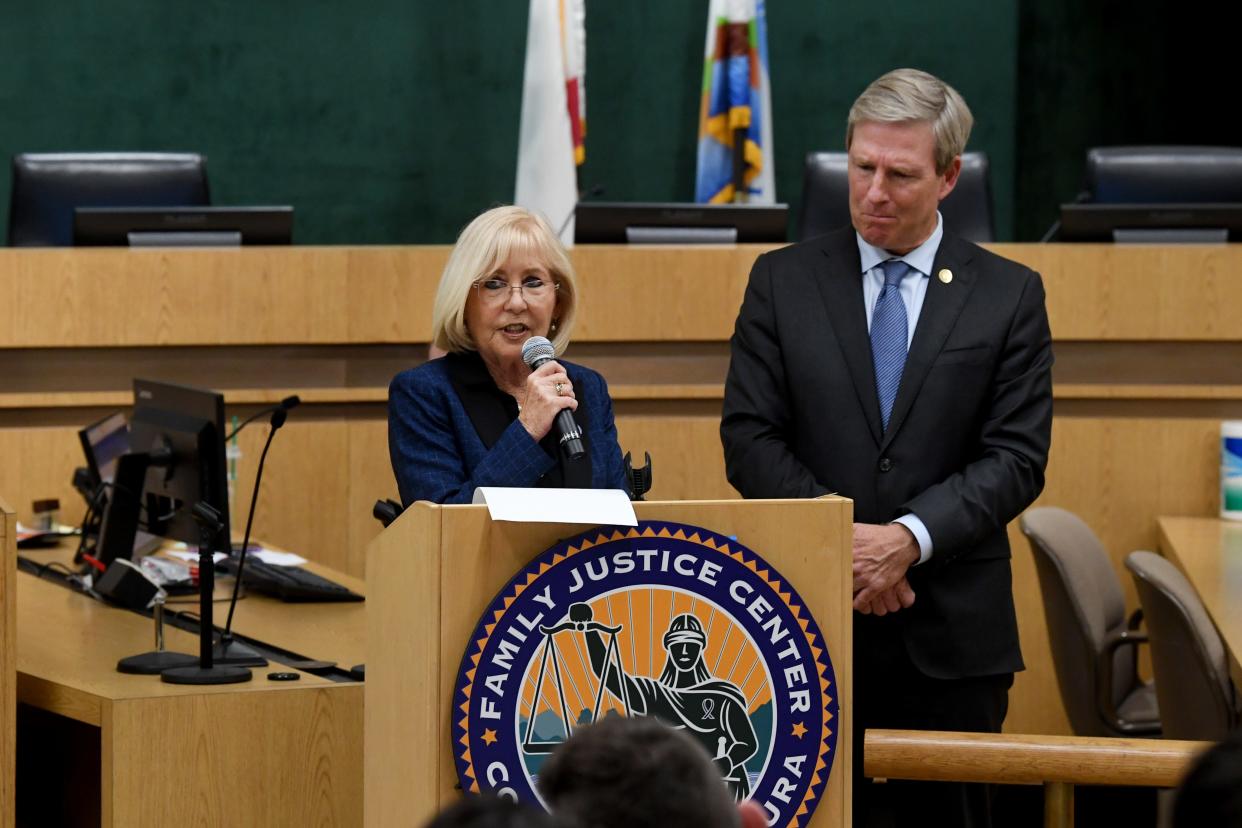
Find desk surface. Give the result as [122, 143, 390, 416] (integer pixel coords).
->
[1157, 516, 1242, 667]
[221, 559, 367, 671]
[16, 549, 366, 721]
[15, 549, 366, 826]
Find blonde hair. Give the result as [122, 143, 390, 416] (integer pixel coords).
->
[846, 68, 973, 174]
[431, 206, 578, 355]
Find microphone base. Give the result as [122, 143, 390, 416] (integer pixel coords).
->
[213, 636, 269, 667]
[161, 664, 253, 685]
[117, 650, 199, 675]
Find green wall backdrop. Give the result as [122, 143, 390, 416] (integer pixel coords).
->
[0, 1, 1230, 245]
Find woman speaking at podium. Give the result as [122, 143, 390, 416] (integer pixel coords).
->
[388, 205, 627, 505]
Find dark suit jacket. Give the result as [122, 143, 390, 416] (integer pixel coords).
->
[389, 353, 628, 506]
[721, 227, 1053, 680]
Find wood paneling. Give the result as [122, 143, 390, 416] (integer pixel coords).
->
[364, 501, 442, 828]
[5, 244, 1242, 347]
[108, 689, 362, 827]
[366, 500, 854, 827]
[3, 243, 1237, 743]
[991, 244, 1242, 341]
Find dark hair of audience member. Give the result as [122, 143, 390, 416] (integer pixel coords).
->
[1173, 727, 1242, 827]
[538, 715, 740, 828]
[425, 793, 561, 828]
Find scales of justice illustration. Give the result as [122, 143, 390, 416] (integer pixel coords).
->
[521, 594, 765, 802]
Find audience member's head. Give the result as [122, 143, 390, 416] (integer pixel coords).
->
[425, 793, 561, 828]
[1173, 727, 1242, 827]
[537, 715, 765, 828]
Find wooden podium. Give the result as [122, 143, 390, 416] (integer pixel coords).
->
[365, 498, 853, 828]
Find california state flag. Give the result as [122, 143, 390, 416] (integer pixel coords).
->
[515, 0, 586, 246]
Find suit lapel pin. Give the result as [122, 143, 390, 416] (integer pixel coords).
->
[938, 268, 953, 284]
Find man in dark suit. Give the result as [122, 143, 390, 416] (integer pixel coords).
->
[720, 68, 1053, 827]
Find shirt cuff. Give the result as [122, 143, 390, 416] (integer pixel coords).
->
[893, 514, 933, 565]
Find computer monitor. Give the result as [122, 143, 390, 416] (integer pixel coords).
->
[79, 411, 129, 487]
[574, 201, 788, 244]
[95, 380, 231, 565]
[72, 205, 293, 247]
[1057, 203, 1242, 243]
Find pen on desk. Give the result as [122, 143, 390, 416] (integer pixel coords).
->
[81, 552, 107, 573]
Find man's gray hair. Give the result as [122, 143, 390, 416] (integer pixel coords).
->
[846, 68, 973, 174]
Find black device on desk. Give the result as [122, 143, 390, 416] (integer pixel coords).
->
[218, 556, 363, 603]
[93, 381, 233, 568]
[76, 410, 162, 565]
[94, 379, 254, 683]
[574, 201, 788, 244]
[73, 205, 293, 246]
[79, 411, 129, 484]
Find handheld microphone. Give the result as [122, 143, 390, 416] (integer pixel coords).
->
[521, 336, 585, 461]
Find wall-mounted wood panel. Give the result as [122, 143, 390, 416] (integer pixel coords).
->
[2, 244, 1236, 738]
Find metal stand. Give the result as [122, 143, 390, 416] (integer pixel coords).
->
[161, 503, 252, 685]
[116, 596, 198, 674]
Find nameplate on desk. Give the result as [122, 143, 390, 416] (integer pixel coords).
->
[472, 487, 637, 526]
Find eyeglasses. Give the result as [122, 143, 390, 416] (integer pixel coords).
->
[471, 276, 559, 305]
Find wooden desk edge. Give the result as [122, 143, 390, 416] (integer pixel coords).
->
[17, 671, 103, 726]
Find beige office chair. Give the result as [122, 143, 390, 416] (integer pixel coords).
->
[1020, 507, 1161, 736]
[1124, 551, 1239, 741]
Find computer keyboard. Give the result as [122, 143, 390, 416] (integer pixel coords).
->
[224, 557, 364, 603]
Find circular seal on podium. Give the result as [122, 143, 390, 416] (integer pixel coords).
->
[452, 521, 838, 826]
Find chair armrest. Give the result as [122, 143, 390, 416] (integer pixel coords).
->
[1095, 628, 1161, 735]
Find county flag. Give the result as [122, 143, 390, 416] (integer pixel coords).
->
[515, 0, 586, 245]
[694, 0, 775, 204]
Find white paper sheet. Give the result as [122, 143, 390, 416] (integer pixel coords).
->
[472, 487, 637, 526]
[165, 549, 228, 564]
[251, 549, 308, 566]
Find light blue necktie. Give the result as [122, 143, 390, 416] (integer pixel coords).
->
[871, 259, 910, 430]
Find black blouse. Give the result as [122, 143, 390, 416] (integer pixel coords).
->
[443, 351, 592, 489]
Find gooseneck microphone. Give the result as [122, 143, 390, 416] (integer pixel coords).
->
[215, 404, 293, 666]
[521, 336, 585, 461]
[225, 395, 301, 441]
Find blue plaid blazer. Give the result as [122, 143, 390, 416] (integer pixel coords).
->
[388, 354, 628, 505]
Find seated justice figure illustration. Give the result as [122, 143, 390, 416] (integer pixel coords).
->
[568, 603, 759, 800]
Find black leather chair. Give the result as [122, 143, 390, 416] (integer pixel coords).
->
[1084, 146, 1242, 203]
[8, 152, 210, 246]
[1049, 146, 1242, 241]
[796, 150, 995, 242]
